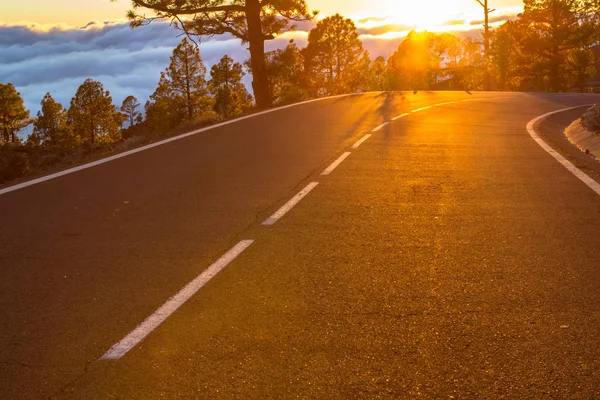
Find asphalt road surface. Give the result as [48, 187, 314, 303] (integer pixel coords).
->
[2, 92, 600, 399]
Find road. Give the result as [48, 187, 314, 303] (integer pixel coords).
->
[1, 91, 600, 399]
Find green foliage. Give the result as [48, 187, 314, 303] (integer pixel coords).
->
[304, 14, 369, 96]
[146, 38, 212, 131]
[209, 55, 253, 118]
[67, 79, 121, 144]
[32, 93, 75, 147]
[0, 83, 30, 144]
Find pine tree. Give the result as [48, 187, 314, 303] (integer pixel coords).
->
[67, 79, 121, 144]
[146, 38, 212, 130]
[120, 95, 141, 127]
[127, 0, 315, 110]
[520, 0, 596, 91]
[32, 93, 74, 146]
[0, 83, 30, 144]
[262, 40, 310, 105]
[304, 14, 369, 96]
[209, 55, 252, 119]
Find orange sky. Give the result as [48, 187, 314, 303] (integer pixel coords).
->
[1, 0, 524, 29]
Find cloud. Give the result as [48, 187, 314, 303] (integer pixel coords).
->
[470, 10, 521, 26]
[1, 9, 520, 119]
[356, 24, 414, 37]
[356, 16, 390, 25]
[0, 21, 264, 116]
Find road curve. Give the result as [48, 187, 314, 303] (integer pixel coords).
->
[1, 91, 600, 399]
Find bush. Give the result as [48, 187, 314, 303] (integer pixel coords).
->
[0, 148, 31, 184]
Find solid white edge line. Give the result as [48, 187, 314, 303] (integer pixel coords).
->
[321, 152, 352, 176]
[526, 104, 600, 197]
[0, 94, 357, 197]
[101, 239, 254, 360]
[352, 134, 372, 149]
[262, 182, 319, 226]
[372, 122, 389, 132]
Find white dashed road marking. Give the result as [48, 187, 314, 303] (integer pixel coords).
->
[262, 182, 320, 226]
[372, 122, 389, 132]
[352, 134, 372, 149]
[101, 239, 254, 360]
[321, 152, 352, 176]
[392, 113, 411, 120]
[411, 106, 433, 113]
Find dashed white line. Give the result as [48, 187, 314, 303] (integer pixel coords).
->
[0, 94, 356, 197]
[526, 105, 600, 197]
[101, 239, 254, 360]
[352, 134, 372, 149]
[372, 122, 389, 132]
[411, 106, 433, 113]
[321, 152, 352, 176]
[392, 113, 411, 121]
[262, 182, 320, 225]
[434, 101, 460, 107]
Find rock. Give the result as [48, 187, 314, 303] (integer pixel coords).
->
[581, 104, 600, 132]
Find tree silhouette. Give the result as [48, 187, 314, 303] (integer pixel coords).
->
[123, 0, 315, 110]
[120, 95, 141, 127]
[145, 38, 212, 130]
[262, 40, 309, 105]
[388, 31, 447, 91]
[0, 83, 30, 144]
[67, 79, 121, 144]
[304, 14, 369, 96]
[474, 0, 495, 90]
[520, 0, 596, 92]
[366, 56, 390, 92]
[567, 48, 597, 92]
[209, 55, 252, 119]
[32, 93, 74, 146]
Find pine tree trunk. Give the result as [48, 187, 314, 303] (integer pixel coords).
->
[246, 0, 273, 110]
[2, 125, 9, 143]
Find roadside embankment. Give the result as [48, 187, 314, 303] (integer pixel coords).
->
[565, 118, 600, 159]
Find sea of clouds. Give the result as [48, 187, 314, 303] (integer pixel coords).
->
[0, 9, 519, 121]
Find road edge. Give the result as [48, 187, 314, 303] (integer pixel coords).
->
[526, 104, 600, 197]
[564, 119, 600, 159]
[0, 93, 355, 197]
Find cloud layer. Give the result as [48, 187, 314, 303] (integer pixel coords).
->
[0, 10, 519, 117]
[0, 21, 259, 116]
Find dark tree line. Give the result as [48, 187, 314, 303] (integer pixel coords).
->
[2, 1, 600, 152]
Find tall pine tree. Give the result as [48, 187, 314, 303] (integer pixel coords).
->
[67, 79, 121, 145]
[209, 55, 253, 119]
[0, 83, 30, 144]
[32, 93, 74, 146]
[126, 0, 315, 110]
[146, 38, 212, 130]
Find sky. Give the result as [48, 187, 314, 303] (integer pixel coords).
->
[0, 0, 524, 120]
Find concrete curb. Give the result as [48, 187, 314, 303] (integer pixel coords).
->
[565, 119, 600, 159]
